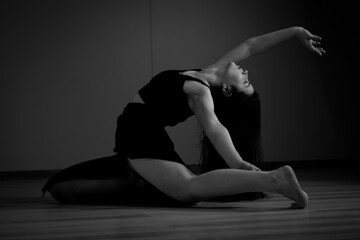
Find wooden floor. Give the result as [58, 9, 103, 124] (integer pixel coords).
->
[1, 166, 360, 240]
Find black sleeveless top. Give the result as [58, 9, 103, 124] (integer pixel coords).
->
[138, 69, 211, 127]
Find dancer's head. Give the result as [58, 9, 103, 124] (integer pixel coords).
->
[221, 62, 254, 96]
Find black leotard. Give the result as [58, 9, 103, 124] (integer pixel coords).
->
[138, 69, 210, 126]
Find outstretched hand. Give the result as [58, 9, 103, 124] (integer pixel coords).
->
[296, 27, 326, 56]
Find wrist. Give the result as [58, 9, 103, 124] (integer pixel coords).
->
[293, 26, 303, 38]
[238, 161, 251, 170]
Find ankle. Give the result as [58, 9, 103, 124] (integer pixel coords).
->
[268, 170, 282, 194]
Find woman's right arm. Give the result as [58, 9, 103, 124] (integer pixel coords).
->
[208, 26, 325, 69]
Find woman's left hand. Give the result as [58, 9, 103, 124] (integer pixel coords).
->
[296, 27, 326, 56]
[252, 165, 261, 172]
[241, 162, 261, 171]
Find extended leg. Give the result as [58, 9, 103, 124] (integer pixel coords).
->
[129, 159, 308, 208]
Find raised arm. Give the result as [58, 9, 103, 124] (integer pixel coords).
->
[208, 26, 325, 69]
[184, 82, 260, 171]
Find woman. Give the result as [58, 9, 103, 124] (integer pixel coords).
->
[42, 26, 325, 209]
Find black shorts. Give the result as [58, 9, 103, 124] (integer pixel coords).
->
[114, 103, 184, 164]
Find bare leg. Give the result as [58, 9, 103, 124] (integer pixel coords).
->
[129, 159, 308, 209]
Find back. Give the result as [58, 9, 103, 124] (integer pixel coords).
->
[138, 69, 205, 126]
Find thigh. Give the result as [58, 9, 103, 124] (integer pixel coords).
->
[128, 159, 197, 202]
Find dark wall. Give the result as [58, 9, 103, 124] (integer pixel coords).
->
[1, 0, 152, 171]
[1, 0, 358, 171]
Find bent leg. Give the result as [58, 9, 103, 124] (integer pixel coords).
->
[129, 159, 308, 208]
[50, 177, 144, 203]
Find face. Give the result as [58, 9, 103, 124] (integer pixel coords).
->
[223, 62, 254, 96]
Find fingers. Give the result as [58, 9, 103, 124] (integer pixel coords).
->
[317, 48, 326, 56]
[253, 165, 261, 171]
[313, 47, 325, 56]
[310, 34, 322, 41]
[309, 39, 326, 56]
[311, 40, 322, 46]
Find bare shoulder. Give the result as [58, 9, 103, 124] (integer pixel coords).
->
[183, 80, 214, 117]
[183, 80, 210, 97]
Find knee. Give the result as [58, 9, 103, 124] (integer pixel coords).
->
[49, 183, 65, 202]
[174, 181, 202, 204]
[50, 182, 78, 203]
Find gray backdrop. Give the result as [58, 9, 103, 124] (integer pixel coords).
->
[1, 0, 358, 171]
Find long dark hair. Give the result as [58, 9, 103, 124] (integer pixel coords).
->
[198, 90, 263, 173]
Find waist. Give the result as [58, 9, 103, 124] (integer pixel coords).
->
[125, 94, 193, 127]
[119, 103, 163, 127]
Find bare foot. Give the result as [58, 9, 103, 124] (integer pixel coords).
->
[271, 165, 308, 209]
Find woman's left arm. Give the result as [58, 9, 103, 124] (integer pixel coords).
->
[209, 26, 325, 68]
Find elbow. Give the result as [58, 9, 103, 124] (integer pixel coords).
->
[204, 122, 228, 141]
[244, 38, 257, 56]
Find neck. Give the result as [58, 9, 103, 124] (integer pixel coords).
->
[194, 67, 225, 88]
